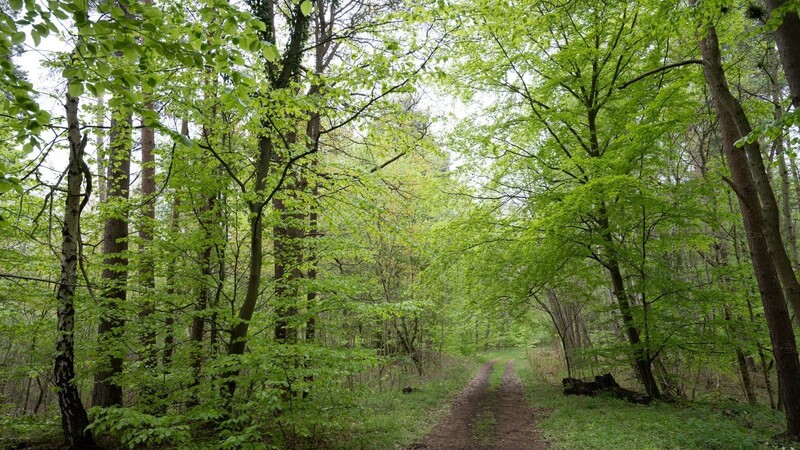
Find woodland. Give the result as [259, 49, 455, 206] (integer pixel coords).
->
[2, 0, 800, 448]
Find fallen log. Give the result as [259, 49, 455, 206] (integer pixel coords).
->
[562, 373, 651, 405]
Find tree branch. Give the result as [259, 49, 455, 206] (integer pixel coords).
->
[618, 59, 705, 90]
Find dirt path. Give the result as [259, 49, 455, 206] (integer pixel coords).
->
[410, 360, 547, 450]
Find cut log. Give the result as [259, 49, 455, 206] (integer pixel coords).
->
[562, 373, 651, 405]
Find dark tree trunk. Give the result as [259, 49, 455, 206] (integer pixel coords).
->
[724, 306, 758, 405]
[56, 88, 96, 449]
[698, 25, 800, 439]
[189, 192, 216, 395]
[92, 105, 131, 408]
[191, 68, 221, 382]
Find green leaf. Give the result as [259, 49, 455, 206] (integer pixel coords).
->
[7, 178, 22, 194]
[179, 134, 192, 148]
[300, 0, 312, 16]
[110, 6, 125, 19]
[62, 67, 79, 79]
[68, 81, 84, 97]
[11, 32, 25, 45]
[263, 43, 279, 62]
[35, 110, 51, 125]
[0, 179, 16, 194]
[9, 0, 22, 11]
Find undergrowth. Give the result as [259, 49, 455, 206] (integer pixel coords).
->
[513, 346, 792, 450]
[324, 354, 482, 449]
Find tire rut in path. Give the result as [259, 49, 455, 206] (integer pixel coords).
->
[410, 360, 546, 450]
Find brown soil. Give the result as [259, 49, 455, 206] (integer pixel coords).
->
[410, 360, 547, 450]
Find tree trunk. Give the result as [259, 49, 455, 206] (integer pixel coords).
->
[724, 306, 758, 405]
[226, 135, 270, 397]
[138, 101, 157, 382]
[189, 192, 216, 395]
[607, 258, 661, 399]
[698, 24, 800, 439]
[56, 87, 96, 449]
[92, 104, 131, 408]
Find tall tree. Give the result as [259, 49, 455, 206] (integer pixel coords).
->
[225, 0, 311, 396]
[92, 100, 131, 408]
[693, 8, 800, 437]
[55, 75, 96, 450]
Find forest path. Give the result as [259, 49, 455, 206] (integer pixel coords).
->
[409, 360, 547, 450]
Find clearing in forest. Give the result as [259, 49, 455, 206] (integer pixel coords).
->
[410, 360, 547, 450]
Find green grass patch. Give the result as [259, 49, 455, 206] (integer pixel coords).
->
[509, 347, 789, 450]
[331, 354, 483, 449]
[527, 383, 784, 449]
[488, 361, 504, 392]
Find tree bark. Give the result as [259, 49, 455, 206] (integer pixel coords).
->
[226, 135, 270, 397]
[724, 306, 758, 405]
[56, 87, 96, 449]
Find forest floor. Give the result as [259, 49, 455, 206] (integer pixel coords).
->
[409, 359, 547, 450]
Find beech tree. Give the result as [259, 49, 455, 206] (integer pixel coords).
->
[691, 0, 800, 437]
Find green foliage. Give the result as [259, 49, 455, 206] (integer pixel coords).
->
[89, 408, 191, 449]
[0, 408, 59, 446]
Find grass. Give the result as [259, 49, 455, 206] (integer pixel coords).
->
[487, 361, 504, 392]
[330, 354, 484, 449]
[509, 346, 791, 450]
